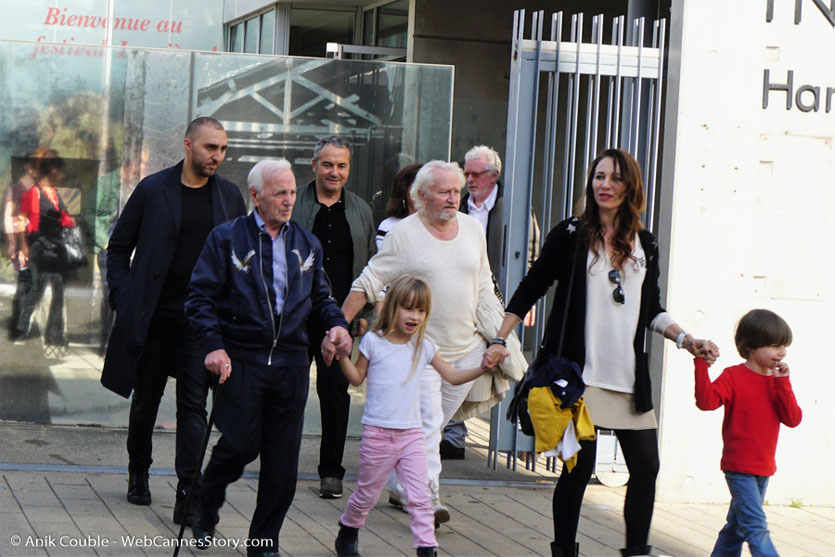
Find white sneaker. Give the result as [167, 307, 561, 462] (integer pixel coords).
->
[431, 498, 450, 526]
[388, 490, 408, 513]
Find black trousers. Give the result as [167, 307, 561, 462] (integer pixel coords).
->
[309, 331, 350, 480]
[126, 312, 210, 492]
[198, 360, 308, 554]
[15, 263, 65, 345]
[553, 428, 660, 549]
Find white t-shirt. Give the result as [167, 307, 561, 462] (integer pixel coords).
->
[359, 331, 438, 429]
[375, 216, 403, 251]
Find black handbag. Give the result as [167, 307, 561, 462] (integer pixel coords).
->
[507, 227, 583, 435]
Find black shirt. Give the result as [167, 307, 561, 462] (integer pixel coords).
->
[312, 188, 353, 304]
[157, 184, 214, 316]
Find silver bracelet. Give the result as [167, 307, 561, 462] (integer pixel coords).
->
[675, 331, 689, 349]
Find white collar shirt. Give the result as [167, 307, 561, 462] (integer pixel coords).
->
[467, 183, 498, 235]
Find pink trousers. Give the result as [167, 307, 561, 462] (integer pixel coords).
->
[340, 425, 437, 548]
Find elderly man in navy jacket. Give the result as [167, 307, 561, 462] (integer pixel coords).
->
[185, 159, 351, 555]
[102, 117, 246, 523]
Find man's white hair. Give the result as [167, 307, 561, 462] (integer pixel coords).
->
[464, 145, 502, 175]
[409, 160, 465, 209]
[248, 159, 292, 193]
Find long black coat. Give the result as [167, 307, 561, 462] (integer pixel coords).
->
[101, 161, 247, 398]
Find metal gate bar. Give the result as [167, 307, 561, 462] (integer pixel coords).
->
[489, 9, 667, 470]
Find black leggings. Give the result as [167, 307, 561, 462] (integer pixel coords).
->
[553, 428, 659, 549]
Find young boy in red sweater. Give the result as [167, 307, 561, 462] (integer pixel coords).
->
[694, 309, 802, 557]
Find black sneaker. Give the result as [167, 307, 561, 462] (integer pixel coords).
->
[127, 470, 151, 505]
[191, 523, 214, 550]
[319, 477, 343, 499]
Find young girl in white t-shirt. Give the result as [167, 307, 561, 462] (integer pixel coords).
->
[334, 275, 493, 557]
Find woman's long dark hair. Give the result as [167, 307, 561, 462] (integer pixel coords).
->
[578, 148, 646, 271]
[385, 163, 422, 219]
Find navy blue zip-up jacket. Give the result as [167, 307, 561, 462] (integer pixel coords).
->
[185, 212, 348, 367]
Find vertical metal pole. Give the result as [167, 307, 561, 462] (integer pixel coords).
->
[491, 8, 524, 471]
[646, 18, 666, 234]
[582, 15, 597, 179]
[613, 16, 624, 149]
[591, 14, 603, 160]
[545, 11, 561, 235]
[643, 21, 656, 211]
[562, 13, 582, 219]
[630, 17, 645, 155]
[605, 17, 616, 148]
[533, 11, 562, 376]
[524, 8, 544, 251]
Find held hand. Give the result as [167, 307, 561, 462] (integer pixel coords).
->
[332, 326, 353, 358]
[773, 361, 790, 377]
[205, 349, 232, 383]
[485, 343, 509, 367]
[689, 338, 720, 365]
[321, 334, 336, 366]
[323, 326, 352, 365]
[481, 350, 498, 372]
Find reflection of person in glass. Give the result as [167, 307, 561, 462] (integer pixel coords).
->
[13, 151, 75, 347]
[4, 148, 47, 338]
[84, 152, 146, 356]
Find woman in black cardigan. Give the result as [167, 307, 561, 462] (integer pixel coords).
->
[487, 149, 717, 557]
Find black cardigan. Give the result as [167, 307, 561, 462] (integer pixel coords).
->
[505, 216, 666, 412]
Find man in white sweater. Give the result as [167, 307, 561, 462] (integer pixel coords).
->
[334, 160, 504, 525]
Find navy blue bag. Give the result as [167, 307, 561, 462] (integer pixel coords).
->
[506, 230, 583, 435]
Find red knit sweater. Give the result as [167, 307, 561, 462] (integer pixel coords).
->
[694, 358, 802, 476]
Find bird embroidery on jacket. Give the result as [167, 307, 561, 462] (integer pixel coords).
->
[231, 249, 256, 273]
[291, 249, 315, 273]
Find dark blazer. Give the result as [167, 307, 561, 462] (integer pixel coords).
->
[505, 216, 665, 412]
[460, 181, 540, 277]
[102, 161, 247, 398]
[185, 213, 349, 367]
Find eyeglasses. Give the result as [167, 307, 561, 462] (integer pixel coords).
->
[463, 169, 491, 180]
[608, 269, 625, 305]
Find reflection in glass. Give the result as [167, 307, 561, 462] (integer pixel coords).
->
[260, 9, 276, 54]
[289, 7, 355, 57]
[377, 0, 408, 48]
[244, 17, 258, 54]
[229, 22, 243, 52]
[363, 9, 374, 47]
[0, 38, 453, 429]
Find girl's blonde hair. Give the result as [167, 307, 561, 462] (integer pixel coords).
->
[375, 275, 433, 378]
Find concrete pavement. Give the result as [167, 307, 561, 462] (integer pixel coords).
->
[1, 421, 833, 557]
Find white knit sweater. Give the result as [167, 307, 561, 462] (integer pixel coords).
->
[351, 212, 526, 417]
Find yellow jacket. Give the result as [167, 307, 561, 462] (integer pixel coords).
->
[528, 387, 596, 472]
